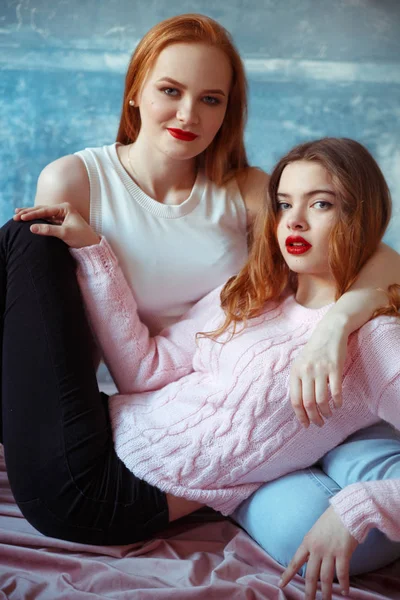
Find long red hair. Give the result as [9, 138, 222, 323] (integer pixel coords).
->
[116, 13, 249, 184]
[208, 137, 397, 338]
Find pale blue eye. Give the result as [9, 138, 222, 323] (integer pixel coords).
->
[314, 201, 333, 209]
[203, 96, 220, 105]
[162, 88, 179, 96]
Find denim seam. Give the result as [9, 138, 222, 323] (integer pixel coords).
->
[306, 468, 340, 497]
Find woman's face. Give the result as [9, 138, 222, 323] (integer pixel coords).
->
[135, 42, 232, 161]
[276, 160, 339, 282]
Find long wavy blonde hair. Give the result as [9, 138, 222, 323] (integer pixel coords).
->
[205, 137, 398, 339]
[116, 13, 249, 185]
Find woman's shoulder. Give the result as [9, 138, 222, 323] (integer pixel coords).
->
[344, 316, 400, 393]
[350, 314, 400, 358]
[35, 153, 90, 220]
[359, 314, 400, 335]
[235, 167, 269, 226]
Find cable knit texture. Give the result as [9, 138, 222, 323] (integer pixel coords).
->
[71, 238, 400, 542]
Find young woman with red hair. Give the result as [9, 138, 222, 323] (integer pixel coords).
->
[5, 136, 400, 600]
[8, 10, 400, 596]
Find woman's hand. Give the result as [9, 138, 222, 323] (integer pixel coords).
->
[291, 245, 400, 428]
[14, 203, 100, 249]
[290, 315, 349, 427]
[279, 506, 358, 600]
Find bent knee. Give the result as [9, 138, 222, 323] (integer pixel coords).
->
[1, 218, 65, 256]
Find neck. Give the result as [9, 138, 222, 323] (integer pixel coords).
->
[295, 274, 336, 308]
[127, 137, 197, 204]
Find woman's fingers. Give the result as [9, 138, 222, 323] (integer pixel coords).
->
[290, 365, 340, 428]
[315, 373, 332, 419]
[279, 545, 309, 587]
[14, 205, 47, 219]
[15, 203, 98, 248]
[30, 223, 65, 239]
[335, 555, 350, 597]
[16, 205, 64, 222]
[301, 376, 324, 427]
[14, 208, 33, 220]
[328, 370, 343, 409]
[281, 508, 356, 599]
[289, 317, 347, 426]
[304, 555, 322, 600]
[319, 557, 335, 600]
[290, 375, 310, 427]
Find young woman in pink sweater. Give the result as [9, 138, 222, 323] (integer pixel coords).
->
[4, 137, 400, 599]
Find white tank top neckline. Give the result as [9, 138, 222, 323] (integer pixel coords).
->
[75, 142, 248, 334]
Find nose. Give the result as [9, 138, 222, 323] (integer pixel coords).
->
[176, 98, 199, 126]
[286, 208, 308, 231]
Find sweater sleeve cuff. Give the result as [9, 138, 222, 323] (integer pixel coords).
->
[70, 237, 118, 277]
[329, 483, 377, 543]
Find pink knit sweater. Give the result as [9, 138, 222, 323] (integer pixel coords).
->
[72, 238, 400, 543]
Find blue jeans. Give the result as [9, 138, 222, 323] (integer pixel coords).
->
[232, 421, 400, 576]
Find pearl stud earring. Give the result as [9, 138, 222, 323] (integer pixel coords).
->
[129, 99, 135, 106]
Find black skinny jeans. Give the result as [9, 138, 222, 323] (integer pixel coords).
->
[0, 219, 168, 545]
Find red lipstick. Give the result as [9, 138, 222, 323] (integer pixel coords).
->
[167, 128, 198, 142]
[285, 235, 312, 255]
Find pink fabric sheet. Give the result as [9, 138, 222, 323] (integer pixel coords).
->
[0, 448, 399, 599]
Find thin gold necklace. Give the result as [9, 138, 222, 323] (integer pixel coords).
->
[127, 143, 139, 183]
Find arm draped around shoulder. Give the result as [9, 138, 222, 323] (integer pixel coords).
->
[70, 237, 221, 394]
[320, 243, 400, 337]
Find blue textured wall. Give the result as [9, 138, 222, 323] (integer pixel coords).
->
[1, 0, 400, 249]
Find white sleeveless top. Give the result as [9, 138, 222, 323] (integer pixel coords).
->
[75, 143, 248, 334]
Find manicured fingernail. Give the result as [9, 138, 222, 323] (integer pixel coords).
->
[30, 225, 38, 233]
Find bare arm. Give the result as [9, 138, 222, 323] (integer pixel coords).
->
[33, 155, 91, 222]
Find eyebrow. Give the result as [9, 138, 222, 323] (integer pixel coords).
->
[277, 189, 336, 198]
[155, 77, 226, 96]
